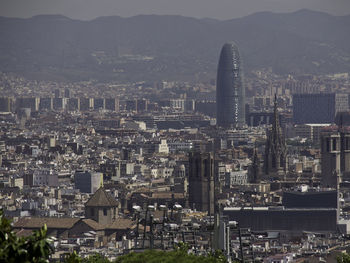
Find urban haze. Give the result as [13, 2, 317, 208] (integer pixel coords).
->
[1, 1, 350, 262]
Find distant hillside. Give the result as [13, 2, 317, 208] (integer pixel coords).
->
[0, 9, 349, 82]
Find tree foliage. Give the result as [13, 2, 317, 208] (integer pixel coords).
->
[65, 252, 110, 263]
[338, 253, 350, 263]
[1, 210, 228, 263]
[115, 243, 227, 263]
[0, 210, 53, 263]
[83, 254, 111, 263]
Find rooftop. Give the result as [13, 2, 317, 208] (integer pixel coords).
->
[85, 187, 119, 207]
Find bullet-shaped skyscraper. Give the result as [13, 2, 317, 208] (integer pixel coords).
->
[216, 43, 245, 127]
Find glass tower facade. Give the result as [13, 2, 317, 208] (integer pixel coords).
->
[216, 43, 245, 127]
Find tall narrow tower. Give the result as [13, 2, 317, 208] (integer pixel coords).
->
[188, 152, 215, 215]
[264, 95, 287, 180]
[321, 125, 350, 188]
[216, 43, 245, 128]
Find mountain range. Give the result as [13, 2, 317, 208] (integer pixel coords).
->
[0, 9, 349, 82]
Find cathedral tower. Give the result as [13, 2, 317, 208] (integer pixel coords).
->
[264, 95, 287, 180]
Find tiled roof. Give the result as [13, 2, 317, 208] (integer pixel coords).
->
[13, 217, 80, 229]
[81, 219, 105, 230]
[106, 218, 134, 230]
[85, 187, 119, 207]
[151, 192, 184, 199]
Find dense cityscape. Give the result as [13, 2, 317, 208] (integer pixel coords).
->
[1, 5, 350, 263]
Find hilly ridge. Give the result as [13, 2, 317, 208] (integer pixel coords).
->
[0, 9, 349, 82]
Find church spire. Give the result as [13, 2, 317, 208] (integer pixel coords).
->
[263, 94, 287, 180]
[273, 94, 279, 136]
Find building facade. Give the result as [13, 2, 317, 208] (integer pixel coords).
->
[294, 123, 331, 143]
[74, 171, 103, 194]
[223, 207, 337, 234]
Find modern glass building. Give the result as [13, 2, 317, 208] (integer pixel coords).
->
[292, 93, 336, 124]
[216, 42, 245, 127]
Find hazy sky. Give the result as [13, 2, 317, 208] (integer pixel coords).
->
[1, 0, 350, 20]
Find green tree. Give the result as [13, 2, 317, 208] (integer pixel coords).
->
[0, 210, 53, 262]
[64, 251, 82, 263]
[338, 252, 350, 263]
[83, 254, 111, 263]
[115, 243, 227, 263]
[65, 252, 110, 263]
[0, 210, 230, 263]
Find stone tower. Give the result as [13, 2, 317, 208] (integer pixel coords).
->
[188, 152, 215, 215]
[321, 125, 350, 188]
[85, 187, 119, 225]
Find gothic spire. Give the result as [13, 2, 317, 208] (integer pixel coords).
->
[273, 94, 279, 133]
[264, 94, 287, 179]
[252, 142, 259, 167]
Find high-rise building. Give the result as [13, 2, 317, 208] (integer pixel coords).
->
[216, 43, 245, 127]
[125, 99, 137, 112]
[16, 97, 40, 112]
[137, 99, 148, 112]
[292, 93, 348, 124]
[94, 98, 105, 110]
[54, 89, 61, 98]
[188, 152, 215, 215]
[53, 98, 66, 111]
[0, 97, 13, 112]
[64, 88, 71, 98]
[67, 98, 80, 111]
[39, 98, 53, 111]
[105, 98, 119, 112]
[79, 98, 92, 111]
